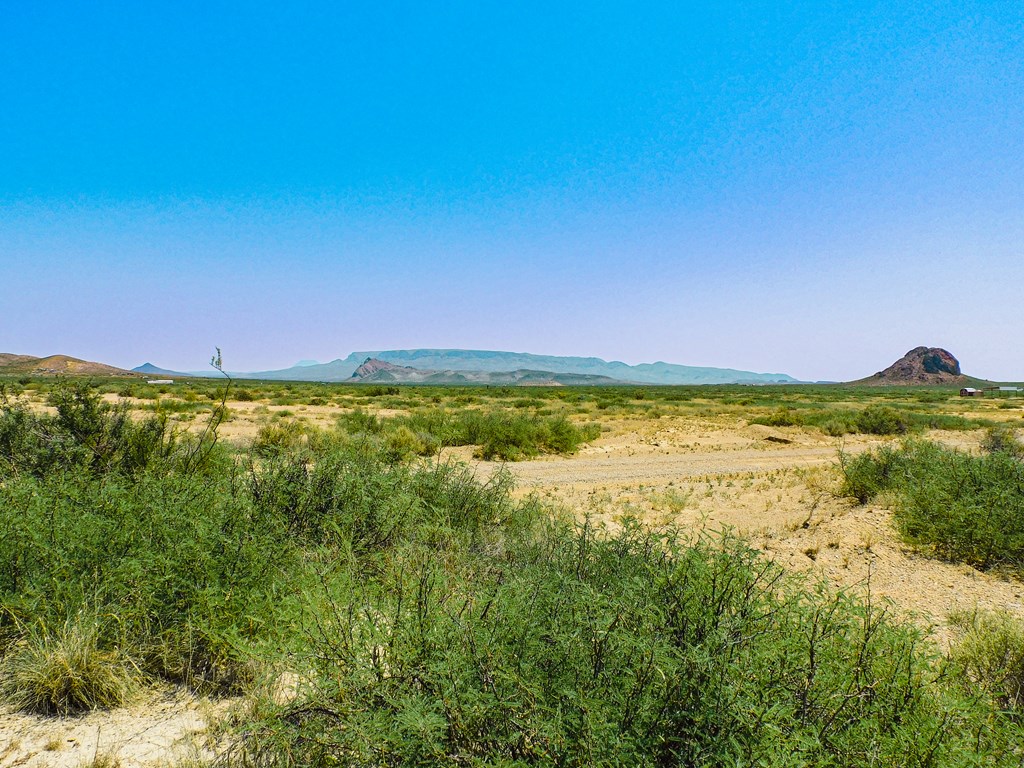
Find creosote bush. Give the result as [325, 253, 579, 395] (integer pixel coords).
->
[838, 443, 908, 503]
[0, 380, 226, 478]
[981, 424, 1024, 459]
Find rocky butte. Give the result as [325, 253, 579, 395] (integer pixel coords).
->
[854, 346, 969, 385]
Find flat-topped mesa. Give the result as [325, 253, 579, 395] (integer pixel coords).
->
[347, 357, 626, 385]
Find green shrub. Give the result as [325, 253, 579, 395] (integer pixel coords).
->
[336, 408, 385, 435]
[950, 610, 1024, 715]
[820, 416, 856, 436]
[752, 405, 983, 437]
[247, 441, 531, 555]
[470, 412, 545, 460]
[468, 412, 598, 461]
[362, 386, 400, 397]
[840, 440, 1024, 571]
[982, 425, 1024, 458]
[854, 405, 911, 435]
[253, 420, 309, 457]
[0, 381, 229, 479]
[0, 420, 550, 700]
[907, 412, 979, 431]
[914, 391, 950, 403]
[145, 622, 257, 696]
[239, 523, 1019, 767]
[384, 425, 428, 461]
[336, 407, 599, 462]
[838, 444, 908, 503]
[754, 408, 802, 427]
[0, 470, 291, 693]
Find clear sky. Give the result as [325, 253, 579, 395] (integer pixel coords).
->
[2, 1, 1022, 381]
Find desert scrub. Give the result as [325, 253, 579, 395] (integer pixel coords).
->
[247, 437, 534, 553]
[465, 412, 599, 460]
[837, 443, 910, 503]
[382, 424, 435, 460]
[0, 383, 279, 693]
[752, 405, 983, 436]
[237, 522, 1022, 767]
[0, 407, 544, 701]
[334, 407, 600, 461]
[251, 419, 311, 456]
[981, 424, 1024, 459]
[840, 440, 1024, 571]
[0, 469, 294, 693]
[0, 380, 228, 478]
[336, 407, 385, 435]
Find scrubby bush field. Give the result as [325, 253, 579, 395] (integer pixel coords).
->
[0, 375, 1008, 443]
[840, 428, 1024, 572]
[332, 406, 601, 461]
[1, 379, 1023, 765]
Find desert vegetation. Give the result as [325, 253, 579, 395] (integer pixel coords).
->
[1, 377, 1023, 765]
[840, 426, 1024, 572]
[751, 403, 984, 436]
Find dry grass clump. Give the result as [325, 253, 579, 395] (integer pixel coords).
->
[0, 616, 137, 715]
[81, 754, 123, 768]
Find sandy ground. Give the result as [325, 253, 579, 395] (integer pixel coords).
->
[4, 401, 1022, 766]
[0, 689, 226, 768]
[470, 417, 1024, 646]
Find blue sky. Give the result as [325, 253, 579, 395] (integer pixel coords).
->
[2, 1, 1022, 381]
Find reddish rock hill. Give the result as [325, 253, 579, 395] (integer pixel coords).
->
[854, 347, 972, 385]
[0, 353, 135, 377]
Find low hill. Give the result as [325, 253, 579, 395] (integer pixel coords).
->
[852, 347, 986, 386]
[0, 354, 135, 377]
[0, 353, 39, 370]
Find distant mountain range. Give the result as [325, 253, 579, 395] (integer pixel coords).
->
[141, 349, 799, 385]
[5, 347, 1013, 387]
[349, 357, 627, 386]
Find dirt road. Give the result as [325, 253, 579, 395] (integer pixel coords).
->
[496, 445, 841, 487]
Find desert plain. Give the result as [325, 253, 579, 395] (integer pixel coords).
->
[2, 378, 1023, 767]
